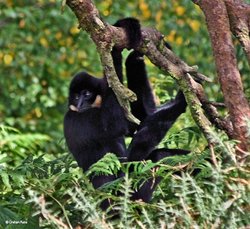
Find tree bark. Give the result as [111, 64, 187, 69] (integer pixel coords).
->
[195, 0, 250, 154]
[225, 0, 250, 65]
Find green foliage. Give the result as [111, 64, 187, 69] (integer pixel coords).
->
[0, 126, 79, 228]
[0, 125, 50, 167]
[0, 124, 249, 228]
[0, 0, 100, 141]
[87, 153, 122, 177]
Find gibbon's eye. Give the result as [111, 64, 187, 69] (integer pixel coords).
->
[81, 90, 93, 100]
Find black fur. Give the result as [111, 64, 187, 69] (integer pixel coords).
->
[126, 51, 156, 121]
[128, 91, 187, 162]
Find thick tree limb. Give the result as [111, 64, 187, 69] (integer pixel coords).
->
[193, 0, 250, 154]
[137, 29, 233, 143]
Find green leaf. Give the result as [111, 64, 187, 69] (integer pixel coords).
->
[1, 172, 11, 190]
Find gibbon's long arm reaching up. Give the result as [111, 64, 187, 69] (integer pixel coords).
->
[124, 42, 188, 203]
[111, 17, 142, 82]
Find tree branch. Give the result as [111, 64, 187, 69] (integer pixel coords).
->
[66, 0, 233, 151]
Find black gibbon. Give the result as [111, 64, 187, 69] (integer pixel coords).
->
[64, 18, 188, 207]
[64, 72, 127, 188]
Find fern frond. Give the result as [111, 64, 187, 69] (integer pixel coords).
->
[87, 153, 121, 177]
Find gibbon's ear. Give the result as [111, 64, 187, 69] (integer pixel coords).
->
[91, 95, 102, 108]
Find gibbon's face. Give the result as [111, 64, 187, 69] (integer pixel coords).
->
[68, 72, 103, 113]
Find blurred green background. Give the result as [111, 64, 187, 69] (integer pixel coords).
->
[0, 0, 249, 153]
